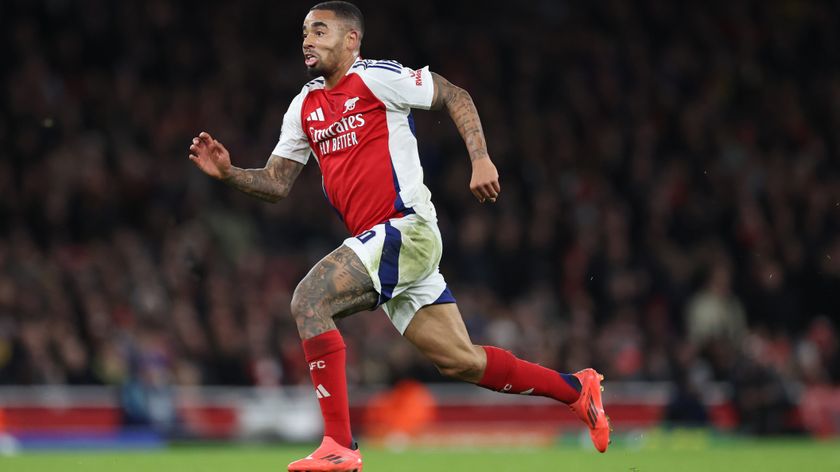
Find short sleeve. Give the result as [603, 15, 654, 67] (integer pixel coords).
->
[359, 62, 435, 111]
[271, 91, 311, 164]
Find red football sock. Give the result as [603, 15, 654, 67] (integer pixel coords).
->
[302, 330, 352, 448]
[478, 346, 582, 404]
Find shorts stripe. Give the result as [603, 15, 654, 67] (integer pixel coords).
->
[377, 221, 402, 305]
[391, 159, 414, 216]
[432, 286, 456, 305]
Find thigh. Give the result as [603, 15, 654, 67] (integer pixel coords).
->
[343, 215, 442, 307]
[403, 302, 482, 369]
[293, 245, 378, 338]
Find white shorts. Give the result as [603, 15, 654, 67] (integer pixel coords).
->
[342, 213, 456, 334]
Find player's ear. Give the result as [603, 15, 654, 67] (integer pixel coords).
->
[345, 29, 360, 52]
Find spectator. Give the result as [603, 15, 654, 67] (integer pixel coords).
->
[685, 258, 747, 349]
[0, 0, 838, 398]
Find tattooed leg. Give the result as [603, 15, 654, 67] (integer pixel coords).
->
[290, 245, 379, 339]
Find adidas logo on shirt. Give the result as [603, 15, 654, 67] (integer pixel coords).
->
[315, 384, 331, 399]
[307, 107, 325, 122]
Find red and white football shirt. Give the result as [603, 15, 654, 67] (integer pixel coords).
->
[272, 58, 436, 236]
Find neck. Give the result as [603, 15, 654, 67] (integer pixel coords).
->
[324, 53, 358, 89]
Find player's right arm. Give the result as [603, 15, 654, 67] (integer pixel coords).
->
[189, 131, 303, 203]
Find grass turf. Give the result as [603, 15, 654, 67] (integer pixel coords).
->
[4, 438, 840, 472]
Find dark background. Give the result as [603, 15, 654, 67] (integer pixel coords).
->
[2, 1, 839, 432]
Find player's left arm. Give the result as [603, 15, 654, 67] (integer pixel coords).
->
[430, 72, 500, 203]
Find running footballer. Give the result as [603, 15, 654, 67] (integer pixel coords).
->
[188, 2, 610, 470]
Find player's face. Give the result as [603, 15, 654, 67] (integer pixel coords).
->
[302, 10, 354, 78]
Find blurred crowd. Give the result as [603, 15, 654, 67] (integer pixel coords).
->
[2, 0, 840, 432]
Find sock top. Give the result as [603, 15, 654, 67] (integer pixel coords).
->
[302, 329, 346, 361]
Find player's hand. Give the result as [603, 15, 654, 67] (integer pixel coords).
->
[469, 157, 500, 203]
[188, 131, 232, 180]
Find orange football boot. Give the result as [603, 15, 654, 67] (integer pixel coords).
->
[569, 368, 612, 452]
[287, 436, 363, 472]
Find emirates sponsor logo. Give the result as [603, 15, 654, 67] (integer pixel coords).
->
[309, 113, 366, 143]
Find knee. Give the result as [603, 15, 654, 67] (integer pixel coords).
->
[434, 346, 486, 383]
[290, 280, 319, 322]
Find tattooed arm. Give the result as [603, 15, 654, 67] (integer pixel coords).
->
[221, 156, 303, 202]
[188, 131, 303, 202]
[429, 73, 500, 203]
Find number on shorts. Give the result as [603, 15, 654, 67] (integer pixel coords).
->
[357, 230, 376, 243]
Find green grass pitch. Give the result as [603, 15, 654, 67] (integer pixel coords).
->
[4, 438, 840, 472]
